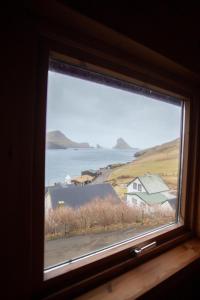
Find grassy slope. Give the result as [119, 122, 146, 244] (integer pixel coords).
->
[107, 138, 180, 198]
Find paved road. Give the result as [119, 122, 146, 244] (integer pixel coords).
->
[92, 168, 112, 184]
[44, 226, 146, 268]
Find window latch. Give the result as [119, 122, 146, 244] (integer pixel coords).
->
[131, 241, 157, 257]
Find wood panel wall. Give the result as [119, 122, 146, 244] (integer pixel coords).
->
[2, 2, 200, 299]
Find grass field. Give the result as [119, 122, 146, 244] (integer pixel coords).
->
[107, 138, 180, 199]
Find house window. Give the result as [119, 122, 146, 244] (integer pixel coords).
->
[133, 182, 137, 189]
[44, 56, 185, 272]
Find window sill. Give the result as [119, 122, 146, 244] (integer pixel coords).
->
[44, 223, 184, 281]
[76, 238, 200, 300]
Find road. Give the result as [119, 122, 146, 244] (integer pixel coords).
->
[92, 168, 112, 184]
[44, 226, 147, 268]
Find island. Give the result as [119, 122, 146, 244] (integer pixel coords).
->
[113, 137, 134, 149]
[46, 130, 91, 149]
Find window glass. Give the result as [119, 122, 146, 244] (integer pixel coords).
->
[44, 60, 183, 269]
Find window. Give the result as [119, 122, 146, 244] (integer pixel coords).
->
[44, 57, 184, 270]
[133, 182, 137, 189]
[31, 6, 197, 299]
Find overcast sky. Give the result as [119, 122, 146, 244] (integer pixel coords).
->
[46, 71, 182, 149]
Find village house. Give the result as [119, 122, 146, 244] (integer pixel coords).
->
[71, 174, 95, 185]
[126, 174, 176, 214]
[45, 183, 120, 215]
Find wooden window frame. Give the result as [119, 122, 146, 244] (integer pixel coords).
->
[30, 2, 200, 299]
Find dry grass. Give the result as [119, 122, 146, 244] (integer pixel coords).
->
[108, 139, 180, 198]
[45, 197, 175, 240]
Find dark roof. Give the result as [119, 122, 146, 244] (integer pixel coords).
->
[47, 183, 120, 209]
[45, 183, 71, 194]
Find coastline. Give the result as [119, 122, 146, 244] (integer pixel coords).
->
[45, 148, 137, 186]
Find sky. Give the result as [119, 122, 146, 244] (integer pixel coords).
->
[46, 71, 182, 149]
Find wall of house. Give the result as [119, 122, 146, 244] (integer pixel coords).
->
[127, 194, 174, 215]
[127, 178, 146, 193]
[45, 193, 52, 216]
[126, 194, 151, 213]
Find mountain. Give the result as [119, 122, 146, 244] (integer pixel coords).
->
[113, 138, 133, 149]
[47, 141, 66, 149]
[46, 130, 91, 149]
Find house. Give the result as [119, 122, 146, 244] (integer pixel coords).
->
[126, 174, 177, 213]
[64, 174, 71, 184]
[161, 197, 177, 216]
[45, 183, 120, 215]
[71, 174, 94, 185]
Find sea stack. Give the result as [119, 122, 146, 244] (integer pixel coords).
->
[113, 138, 133, 149]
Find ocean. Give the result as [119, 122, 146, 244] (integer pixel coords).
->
[45, 148, 137, 186]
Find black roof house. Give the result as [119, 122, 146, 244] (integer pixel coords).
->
[47, 183, 120, 209]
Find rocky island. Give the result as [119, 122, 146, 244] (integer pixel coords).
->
[46, 130, 91, 149]
[113, 137, 134, 149]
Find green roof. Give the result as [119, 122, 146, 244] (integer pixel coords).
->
[138, 174, 169, 194]
[127, 192, 168, 205]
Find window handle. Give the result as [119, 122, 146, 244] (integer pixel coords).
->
[131, 241, 157, 257]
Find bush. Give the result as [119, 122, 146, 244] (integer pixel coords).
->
[45, 196, 175, 239]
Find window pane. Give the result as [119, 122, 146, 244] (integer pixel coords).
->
[44, 60, 183, 269]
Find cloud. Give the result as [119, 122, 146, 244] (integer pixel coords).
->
[46, 71, 182, 148]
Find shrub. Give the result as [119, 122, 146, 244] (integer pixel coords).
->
[45, 196, 175, 239]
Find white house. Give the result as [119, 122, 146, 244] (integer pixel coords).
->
[64, 175, 71, 184]
[126, 174, 176, 214]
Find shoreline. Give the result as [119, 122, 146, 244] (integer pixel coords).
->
[45, 160, 134, 187]
[45, 150, 136, 187]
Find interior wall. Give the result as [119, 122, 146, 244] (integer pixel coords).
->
[3, 9, 38, 299]
[2, 2, 200, 299]
[63, 0, 200, 74]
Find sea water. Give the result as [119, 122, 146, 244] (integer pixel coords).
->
[45, 148, 137, 186]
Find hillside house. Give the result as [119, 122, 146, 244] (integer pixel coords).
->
[45, 183, 120, 215]
[126, 174, 176, 214]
